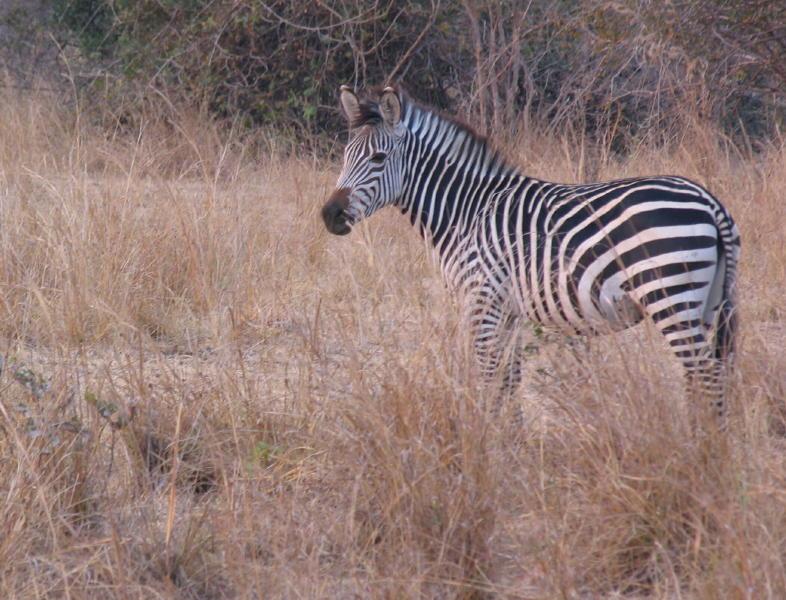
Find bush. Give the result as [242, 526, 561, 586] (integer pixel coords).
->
[6, 0, 785, 145]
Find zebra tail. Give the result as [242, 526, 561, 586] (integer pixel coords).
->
[713, 218, 740, 365]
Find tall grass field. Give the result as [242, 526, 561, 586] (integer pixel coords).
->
[0, 89, 785, 598]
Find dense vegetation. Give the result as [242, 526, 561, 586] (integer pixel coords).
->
[3, 0, 785, 144]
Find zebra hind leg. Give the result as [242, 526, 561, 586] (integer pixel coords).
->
[705, 296, 737, 421]
[652, 309, 729, 427]
[683, 355, 727, 423]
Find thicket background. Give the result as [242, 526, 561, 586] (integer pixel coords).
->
[2, 0, 785, 146]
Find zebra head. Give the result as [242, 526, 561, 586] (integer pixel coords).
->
[322, 85, 406, 235]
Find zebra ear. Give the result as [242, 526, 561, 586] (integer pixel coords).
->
[339, 85, 361, 127]
[380, 87, 401, 127]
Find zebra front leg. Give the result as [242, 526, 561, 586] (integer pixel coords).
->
[468, 299, 525, 419]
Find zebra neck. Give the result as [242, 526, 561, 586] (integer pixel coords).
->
[398, 106, 523, 258]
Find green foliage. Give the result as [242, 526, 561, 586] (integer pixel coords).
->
[53, 0, 116, 56]
[249, 440, 280, 469]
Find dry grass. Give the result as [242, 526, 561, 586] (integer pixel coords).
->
[0, 88, 785, 599]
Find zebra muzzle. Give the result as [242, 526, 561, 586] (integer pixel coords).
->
[322, 188, 353, 235]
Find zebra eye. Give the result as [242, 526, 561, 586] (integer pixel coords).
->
[369, 152, 387, 164]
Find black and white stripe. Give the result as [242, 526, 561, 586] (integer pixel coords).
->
[322, 86, 740, 419]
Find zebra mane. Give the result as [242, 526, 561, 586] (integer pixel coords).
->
[346, 84, 405, 129]
[347, 89, 384, 128]
[350, 85, 509, 168]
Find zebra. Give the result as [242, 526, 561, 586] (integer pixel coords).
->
[321, 84, 740, 421]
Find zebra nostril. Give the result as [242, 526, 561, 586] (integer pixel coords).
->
[322, 188, 353, 235]
[321, 201, 352, 235]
